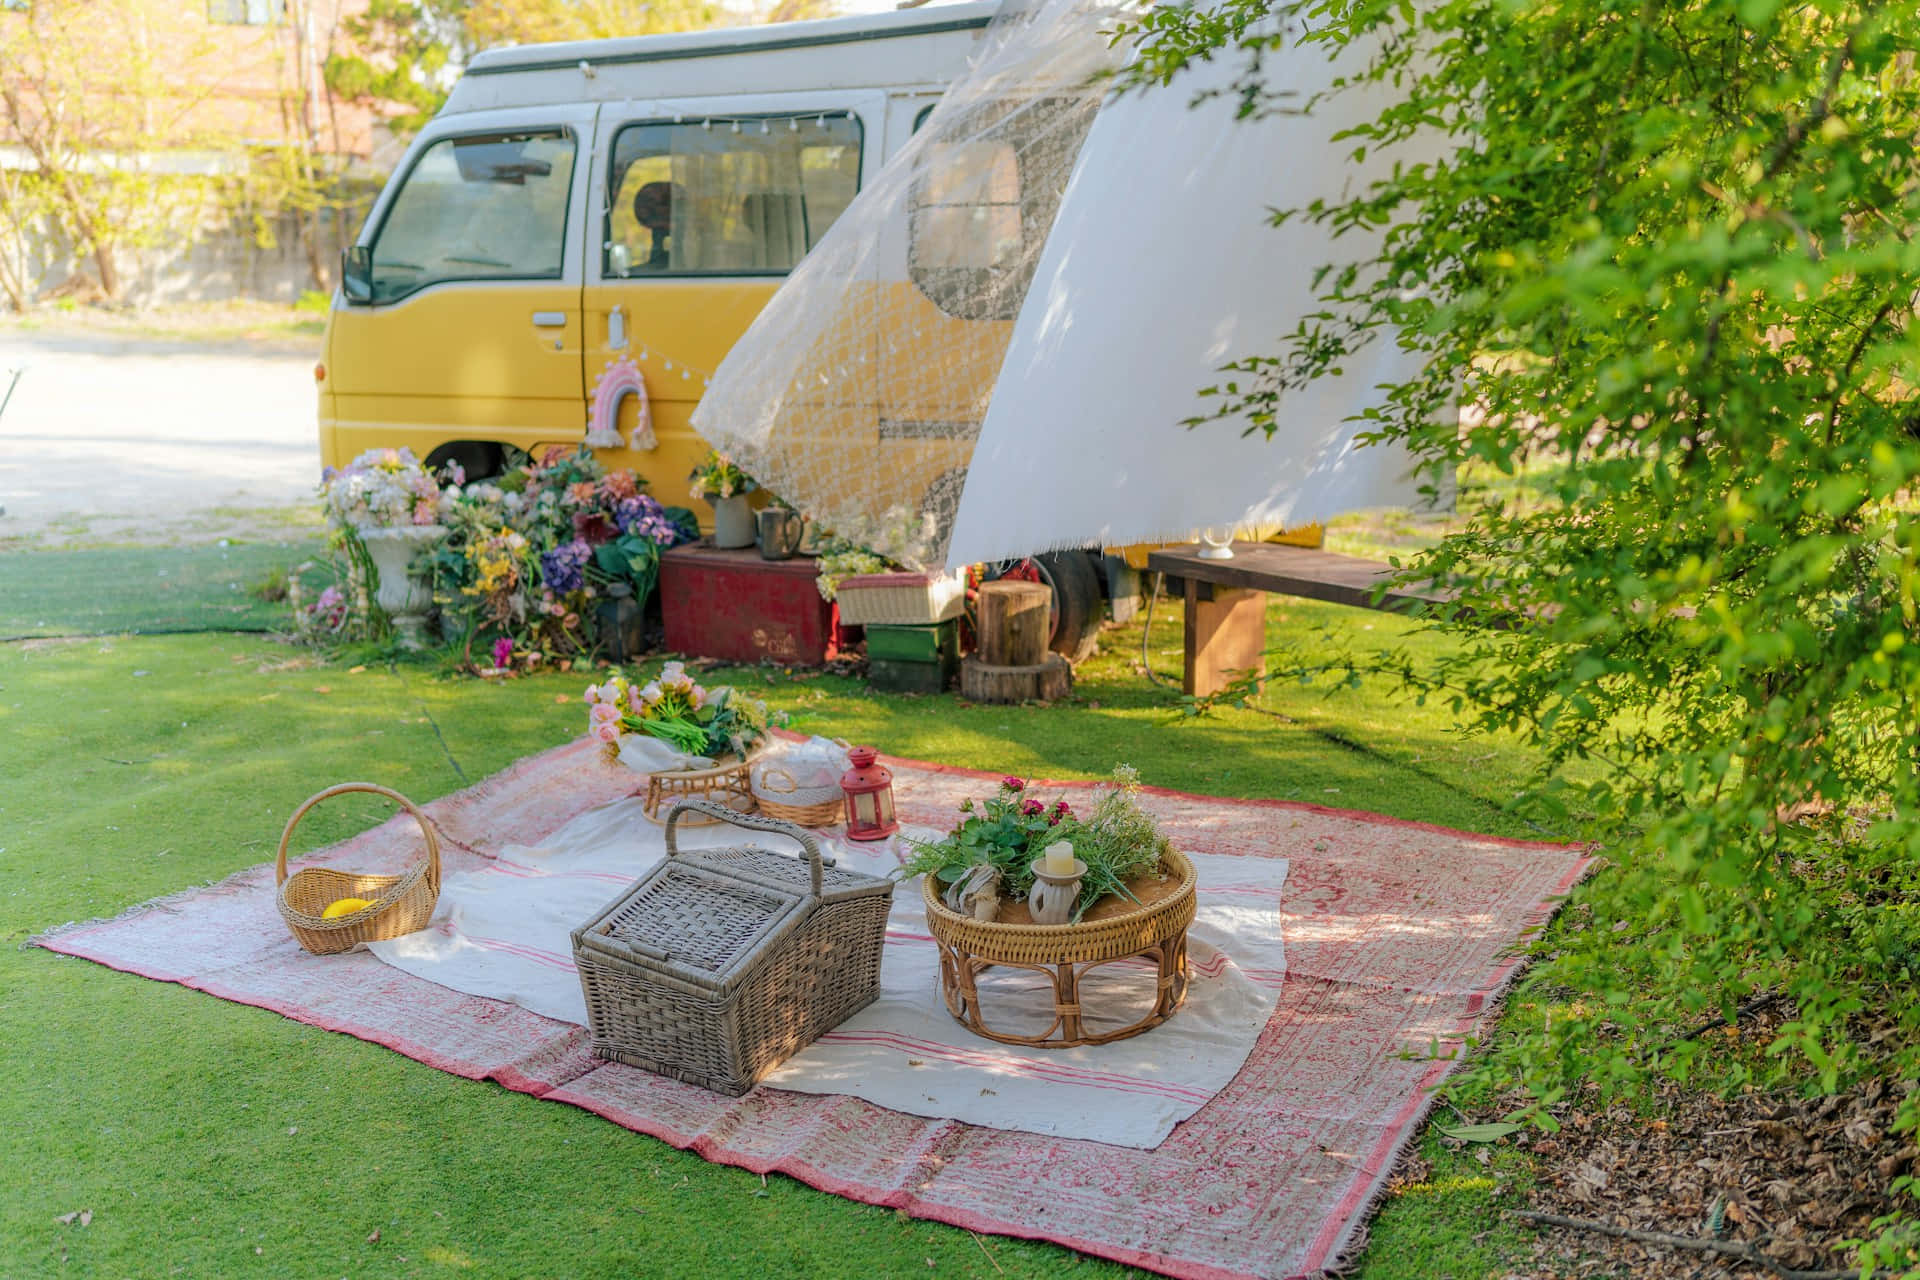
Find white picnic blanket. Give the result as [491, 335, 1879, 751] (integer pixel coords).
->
[368, 797, 1286, 1149]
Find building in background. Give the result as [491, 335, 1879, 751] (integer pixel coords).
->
[0, 0, 405, 306]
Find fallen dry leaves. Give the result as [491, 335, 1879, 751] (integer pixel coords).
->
[1462, 1003, 1918, 1277]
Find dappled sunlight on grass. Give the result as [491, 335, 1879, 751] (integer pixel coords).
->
[0, 537, 1594, 1279]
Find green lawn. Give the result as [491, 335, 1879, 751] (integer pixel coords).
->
[0, 547, 1572, 1278]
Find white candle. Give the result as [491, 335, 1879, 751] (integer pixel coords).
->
[1044, 840, 1075, 876]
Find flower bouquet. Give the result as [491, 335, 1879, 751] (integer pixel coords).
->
[687, 450, 759, 501]
[320, 447, 443, 530]
[688, 450, 759, 550]
[898, 767, 1172, 924]
[585, 664, 779, 821]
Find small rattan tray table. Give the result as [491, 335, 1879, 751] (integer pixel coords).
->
[922, 848, 1197, 1048]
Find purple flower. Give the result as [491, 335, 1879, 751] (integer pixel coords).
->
[492, 636, 513, 668]
[1021, 798, 1044, 817]
[614, 494, 678, 543]
[1001, 776, 1025, 792]
[540, 539, 593, 593]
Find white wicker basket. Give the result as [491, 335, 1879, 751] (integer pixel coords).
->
[835, 570, 967, 625]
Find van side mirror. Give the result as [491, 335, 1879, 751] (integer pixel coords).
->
[340, 246, 373, 305]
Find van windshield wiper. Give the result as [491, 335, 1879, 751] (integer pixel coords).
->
[445, 255, 511, 268]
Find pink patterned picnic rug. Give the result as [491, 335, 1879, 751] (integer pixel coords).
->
[35, 740, 1586, 1280]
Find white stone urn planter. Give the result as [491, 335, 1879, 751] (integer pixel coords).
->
[357, 523, 445, 649]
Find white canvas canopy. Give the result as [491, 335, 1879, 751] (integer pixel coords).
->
[944, 24, 1435, 567]
[692, 0, 1433, 570]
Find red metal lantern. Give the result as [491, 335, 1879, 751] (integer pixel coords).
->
[839, 746, 899, 841]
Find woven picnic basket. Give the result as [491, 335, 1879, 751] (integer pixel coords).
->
[572, 797, 895, 1095]
[750, 766, 844, 827]
[275, 782, 441, 956]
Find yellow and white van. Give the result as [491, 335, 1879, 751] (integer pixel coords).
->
[317, 2, 999, 494]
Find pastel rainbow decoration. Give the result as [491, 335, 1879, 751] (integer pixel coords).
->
[588, 355, 655, 450]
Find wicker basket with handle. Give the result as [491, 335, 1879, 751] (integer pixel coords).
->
[572, 797, 895, 1095]
[750, 766, 845, 827]
[276, 782, 441, 955]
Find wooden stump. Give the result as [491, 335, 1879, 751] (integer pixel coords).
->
[960, 653, 1072, 704]
[975, 580, 1052, 667]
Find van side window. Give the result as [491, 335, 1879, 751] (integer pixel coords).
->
[603, 113, 861, 277]
[907, 98, 1084, 322]
[369, 130, 576, 303]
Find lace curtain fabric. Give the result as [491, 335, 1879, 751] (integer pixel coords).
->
[691, 0, 1125, 569]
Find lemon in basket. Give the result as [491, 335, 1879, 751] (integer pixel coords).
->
[321, 896, 374, 919]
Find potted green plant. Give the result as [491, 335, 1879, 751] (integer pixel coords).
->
[688, 450, 759, 549]
[899, 766, 1172, 924]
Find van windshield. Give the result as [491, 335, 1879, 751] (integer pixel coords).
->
[370, 130, 577, 302]
[603, 113, 861, 277]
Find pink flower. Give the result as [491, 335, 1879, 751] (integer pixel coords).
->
[1001, 776, 1024, 792]
[584, 683, 602, 705]
[1021, 798, 1044, 817]
[589, 702, 620, 727]
[492, 637, 513, 668]
[594, 721, 620, 744]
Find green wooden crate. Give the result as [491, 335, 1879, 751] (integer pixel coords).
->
[865, 619, 960, 665]
[869, 655, 958, 695]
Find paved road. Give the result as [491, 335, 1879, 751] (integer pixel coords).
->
[0, 332, 322, 546]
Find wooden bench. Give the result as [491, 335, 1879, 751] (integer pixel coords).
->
[1144, 542, 1455, 697]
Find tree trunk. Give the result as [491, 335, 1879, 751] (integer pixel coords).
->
[0, 250, 27, 313]
[975, 580, 1052, 667]
[960, 653, 1073, 704]
[55, 173, 122, 301]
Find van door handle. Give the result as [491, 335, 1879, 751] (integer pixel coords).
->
[608, 304, 628, 350]
[531, 311, 568, 327]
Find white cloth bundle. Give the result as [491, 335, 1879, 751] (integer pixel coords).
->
[750, 736, 850, 802]
[614, 733, 712, 775]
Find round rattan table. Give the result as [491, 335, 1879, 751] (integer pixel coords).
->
[640, 750, 760, 824]
[921, 848, 1197, 1048]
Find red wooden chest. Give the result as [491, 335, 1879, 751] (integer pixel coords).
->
[660, 544, 836, 666]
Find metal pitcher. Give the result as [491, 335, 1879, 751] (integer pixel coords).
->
[757, 507, 804, 560]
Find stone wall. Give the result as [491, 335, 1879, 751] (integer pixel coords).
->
[3, 197, 375, 309]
